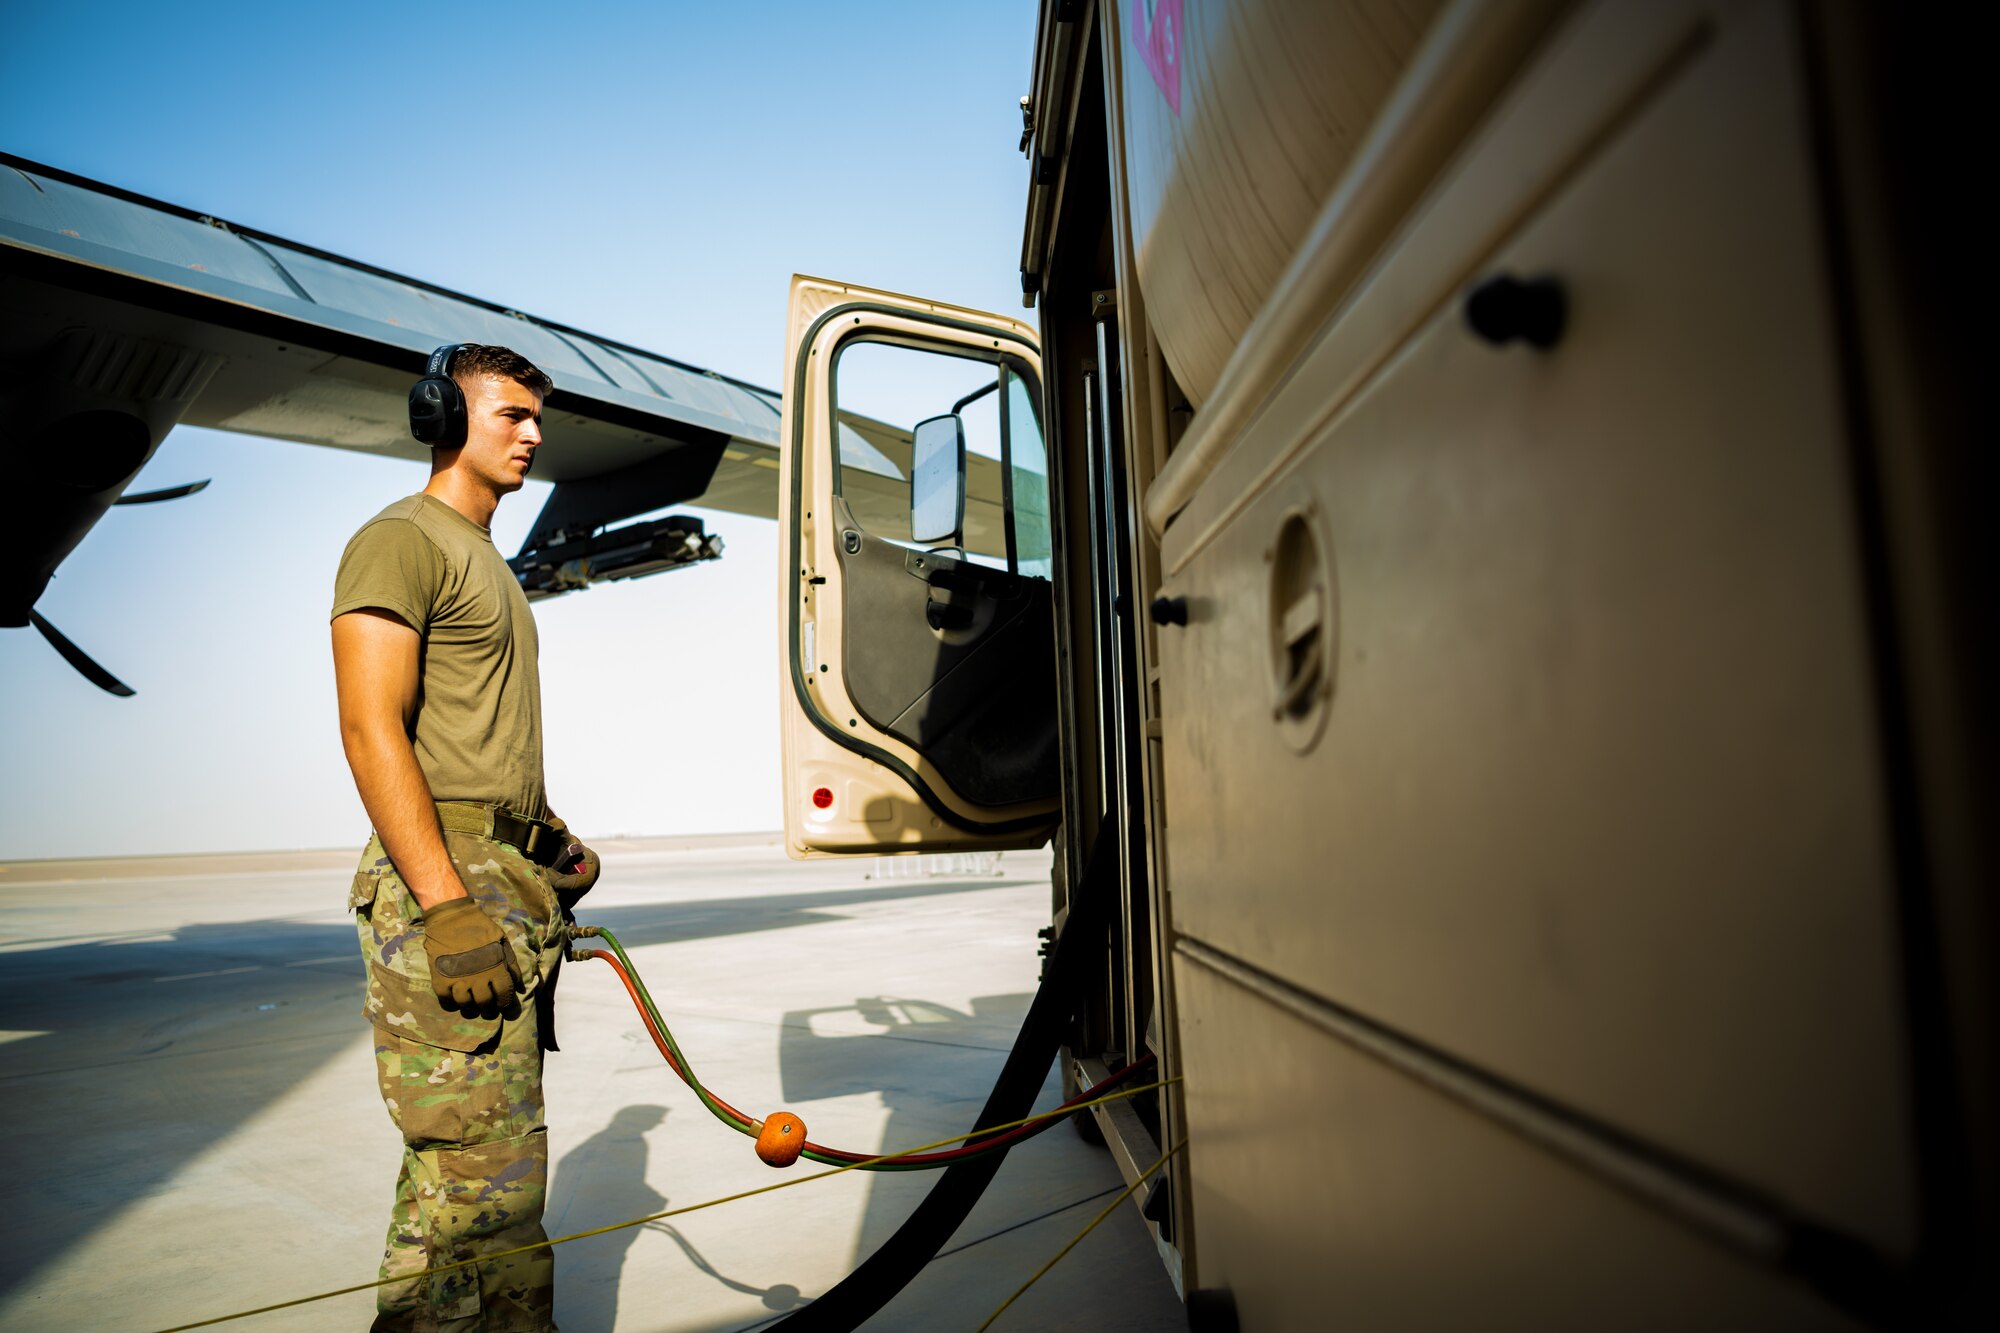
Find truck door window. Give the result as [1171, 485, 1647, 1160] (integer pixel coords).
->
[831, 339, 998, 560]
[831, 339, 1044, 576]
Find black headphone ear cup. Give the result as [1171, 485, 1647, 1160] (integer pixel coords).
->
[410, 344, 469, 447]
[409, 377, 445, 444]
[408, 375, 468, 447]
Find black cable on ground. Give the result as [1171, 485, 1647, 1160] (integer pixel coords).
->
[764, 821, 1120, 1332]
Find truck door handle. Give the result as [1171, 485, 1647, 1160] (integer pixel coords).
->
[925, 585, 976, 631]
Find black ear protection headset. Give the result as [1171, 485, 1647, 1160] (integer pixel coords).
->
[408, 344, 470, 447]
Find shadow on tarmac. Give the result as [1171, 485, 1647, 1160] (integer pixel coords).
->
[0, 872, 1030, 1306]
[546, 1103, 805, 1326]
[778, 993, 1035, 1280]
[542, 991, 1035, 1329]
[558, 876, 1044, 953]
[548, 1104, 671, 1330]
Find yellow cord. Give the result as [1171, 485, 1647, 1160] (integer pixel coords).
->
[150, 1075, 1181, 1333]
[974, 1139, 1186, 1333]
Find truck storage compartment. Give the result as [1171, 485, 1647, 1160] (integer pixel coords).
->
[1172, 954, 1868, 1331]
[1156, 0, 1916, 1254]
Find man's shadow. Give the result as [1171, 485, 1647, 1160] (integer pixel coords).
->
[551, 1104, 801, 1328]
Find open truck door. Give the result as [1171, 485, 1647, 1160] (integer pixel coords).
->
[777, 276, 1060, 856]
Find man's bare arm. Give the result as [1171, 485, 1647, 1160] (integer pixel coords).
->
[332, 609, 466, 909]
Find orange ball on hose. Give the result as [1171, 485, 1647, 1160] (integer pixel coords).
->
[756, 1111, 807, 1167]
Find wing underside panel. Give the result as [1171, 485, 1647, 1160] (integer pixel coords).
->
[0, 152, 786, 514]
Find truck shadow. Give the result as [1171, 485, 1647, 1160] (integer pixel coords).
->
[776, 992, 1033, 1273]
[558, 876, 1043, 953]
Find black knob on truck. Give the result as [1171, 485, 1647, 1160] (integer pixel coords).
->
[1150, 595, 1189, 626]
[1464, 273, 1566, 349]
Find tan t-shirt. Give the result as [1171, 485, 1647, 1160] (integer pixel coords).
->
[331, 494, 547, 819]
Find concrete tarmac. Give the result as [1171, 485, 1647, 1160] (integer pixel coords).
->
[0, 838, 1183, 1332]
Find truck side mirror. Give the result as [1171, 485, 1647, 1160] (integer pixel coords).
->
[909, 412, 966, 547]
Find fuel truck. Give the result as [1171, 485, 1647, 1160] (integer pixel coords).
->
[768, 0, 1992, 1328]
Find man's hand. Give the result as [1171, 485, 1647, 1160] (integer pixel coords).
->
[546, 817, 601, 913]
[423, 897, 518, 1015]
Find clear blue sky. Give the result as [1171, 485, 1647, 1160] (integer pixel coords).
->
[0, 1, 1040, 859]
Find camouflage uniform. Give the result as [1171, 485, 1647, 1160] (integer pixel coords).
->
[352, 826, 570, 1332]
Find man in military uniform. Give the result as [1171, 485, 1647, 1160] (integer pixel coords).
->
[332, 344, 600, 1332]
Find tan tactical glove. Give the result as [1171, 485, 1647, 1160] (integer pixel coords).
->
[546, 817, 601, 912]
[423, 896, 517, 1015]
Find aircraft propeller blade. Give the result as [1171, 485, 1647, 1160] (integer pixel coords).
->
[27, 609, 136, 697]
[113, 479, 211, 505]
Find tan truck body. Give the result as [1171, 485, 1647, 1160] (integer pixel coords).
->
[777, 2, 1991, 1326]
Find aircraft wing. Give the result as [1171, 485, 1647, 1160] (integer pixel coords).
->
[0, 151, 787, 549]
[1, 151, 828, 690]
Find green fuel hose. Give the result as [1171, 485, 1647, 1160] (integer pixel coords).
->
[572, 924, 1155, 1172]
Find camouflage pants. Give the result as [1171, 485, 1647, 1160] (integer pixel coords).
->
[352, 829, 568, 1333]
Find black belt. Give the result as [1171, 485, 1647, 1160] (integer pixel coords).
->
[435, 801, 565, 867]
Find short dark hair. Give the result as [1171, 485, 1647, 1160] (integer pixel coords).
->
[449, 344, 554, 400]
